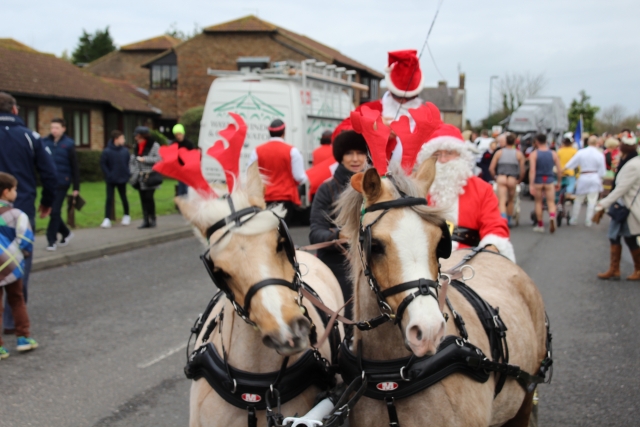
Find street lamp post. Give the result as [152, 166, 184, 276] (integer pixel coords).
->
[489, 75, 499, 117]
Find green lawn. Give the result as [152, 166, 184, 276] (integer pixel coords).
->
[35, 179, 179, 233]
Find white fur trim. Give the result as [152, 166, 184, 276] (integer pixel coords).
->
[417, 137, 475, 168]
[385, 63, 424, 98]
[478, 234, 516, 263]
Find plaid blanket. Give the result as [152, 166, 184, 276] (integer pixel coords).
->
[0, 201, 34, 286]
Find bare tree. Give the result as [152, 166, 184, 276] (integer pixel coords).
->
[597, 104, 627, 134]
[496, 72, 548, 113]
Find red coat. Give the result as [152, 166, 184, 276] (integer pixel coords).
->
[312, 144, 333, 166]
[431, 176, 515, 262]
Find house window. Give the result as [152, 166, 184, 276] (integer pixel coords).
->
[17, 105, 38, 131]
[64, 110, 91, 147]
[369, 79, 379, 100]
[151, 65, 178, 89]
[361, 77, 370, 99]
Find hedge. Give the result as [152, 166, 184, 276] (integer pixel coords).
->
[77, 150, 104, 182]
[180, 105, 204, 145]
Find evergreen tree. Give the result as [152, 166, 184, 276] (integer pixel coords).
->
[568, 90, 600, 133]
[71, 27, 116, 65]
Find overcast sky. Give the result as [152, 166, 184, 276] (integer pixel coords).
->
[5, 0, 640, 125]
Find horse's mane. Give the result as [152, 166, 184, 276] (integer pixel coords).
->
[185, 186, 286, 248]
[334, 163, 445, 278]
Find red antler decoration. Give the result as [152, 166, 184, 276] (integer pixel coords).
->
[350, 105, 391, 175]
[153, 144, 217, 197]
[390, 102, 443, 174]
[206, 112, 247, 192]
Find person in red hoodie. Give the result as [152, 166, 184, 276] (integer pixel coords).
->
[247, 119, 308, 225]
[312, 130, 334, 166]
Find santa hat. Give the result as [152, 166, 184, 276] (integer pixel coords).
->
[385, 50, 424, 98]
[417, 123, 474, 165]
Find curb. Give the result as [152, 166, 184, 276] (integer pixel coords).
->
[32, 226, 193, 272]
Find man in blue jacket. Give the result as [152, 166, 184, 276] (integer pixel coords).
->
[42, 118, 80, 251]
[0, 92, 57, 333]
[100, 130, 131, 228]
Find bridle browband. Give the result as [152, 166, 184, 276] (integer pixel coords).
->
[200, 197, 302, 328]
[357, 180, 452, 328]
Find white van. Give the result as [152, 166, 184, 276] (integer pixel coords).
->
[199, 60, 366, 206]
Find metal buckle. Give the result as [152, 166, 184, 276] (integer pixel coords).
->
[230, 379, 237, 394]
[400, 366, 410, 382]
[460, 265, 475, 281]
[493, 315, 501, 329]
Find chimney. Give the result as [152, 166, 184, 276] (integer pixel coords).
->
[438, 80, 447, 88]
[459, 73, 465, 90]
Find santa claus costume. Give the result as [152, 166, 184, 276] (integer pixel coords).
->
[306, 50, 426, 195]
[417, 124, 516, 262]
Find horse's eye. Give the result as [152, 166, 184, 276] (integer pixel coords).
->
[213, 267, 230, 278]
[370, 239, 385, 255]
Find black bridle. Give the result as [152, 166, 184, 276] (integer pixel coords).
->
[200, 197, 302, 328]
[357, 184, 452, 327]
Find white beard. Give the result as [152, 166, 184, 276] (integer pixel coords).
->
[429, 158, 473, 217]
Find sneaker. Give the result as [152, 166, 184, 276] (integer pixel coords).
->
[100, 218, 112, 229]
[569, 218, 578, 226]
[121, 215, 131, 226]
[16, 336, 38, 352]
[533, 226, 545, 233]
[46, 243, 57, 251]
[549, 218, 556, 234]
[0, 346, 8, 359]
[58, 232, 74, 247]
[585, 220, 593, 227]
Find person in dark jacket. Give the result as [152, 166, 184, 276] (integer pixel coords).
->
[171, 124, 195, 196]
[129, 126, 162, 228]
[309, 130, 368, 318]
[477, 140, 498, 182]
[0, 92, 57, 334]
[42, 118, 80, 251]
[100, 130, 131, 228]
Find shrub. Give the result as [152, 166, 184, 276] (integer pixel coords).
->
[76, 150, 104, 182]
[180, 105, 204, 145]
[151, 129, 168, 145]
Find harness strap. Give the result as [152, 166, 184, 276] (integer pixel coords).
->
[247, 406, 257, 427]
[205, 206, 262, 240]
[385, 397, 400, 427]
[321, 374, 369, 427]
[243, 278, 299, 313]
[365, 197, 427, 213]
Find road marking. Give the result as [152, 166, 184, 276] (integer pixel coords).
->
[138, 343, 187, 369]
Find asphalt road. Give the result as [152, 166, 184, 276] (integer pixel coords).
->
[1, 201, 639, 427]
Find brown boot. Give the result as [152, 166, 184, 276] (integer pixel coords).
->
[598, 244, 622, 280]
[627, 248, 640, 281]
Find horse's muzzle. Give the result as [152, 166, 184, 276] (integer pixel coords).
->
[262, 316, 310, 355]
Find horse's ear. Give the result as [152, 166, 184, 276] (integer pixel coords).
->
[362, 168, 383, 202]
[351, 172, 364, 193]
[175, 196, 209, 237]
[414, 157, 437, 196]
[245, 162, 266, 207]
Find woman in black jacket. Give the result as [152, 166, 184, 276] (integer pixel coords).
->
[309, 130, 368, 318]
[100, 130, 131, 228]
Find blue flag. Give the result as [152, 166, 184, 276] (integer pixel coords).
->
[574, 115, 583, 148]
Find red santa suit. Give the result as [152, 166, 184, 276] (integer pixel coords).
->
[418, 124, 516, 262]
[307, 50, 426, 194]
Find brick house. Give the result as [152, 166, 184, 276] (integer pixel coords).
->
[88, 15, 383, 129]
[420, 74, 467, 129]
[0, 39, 159, 150]
[85, 35, 180, 90]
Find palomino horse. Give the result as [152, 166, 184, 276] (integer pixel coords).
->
[178, 164, 344, 427]
[335, 159, 548, 427]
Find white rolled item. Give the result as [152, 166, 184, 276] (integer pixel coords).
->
[282, 398, 335, 427]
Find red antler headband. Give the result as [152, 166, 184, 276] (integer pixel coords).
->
[206, 112, 247, 193]
[350, 106, 391, 175]
[153, 143, 217, 197]
[390, 102, 443, 174]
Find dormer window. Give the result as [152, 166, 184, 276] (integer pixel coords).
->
[149, 51, 177, 89]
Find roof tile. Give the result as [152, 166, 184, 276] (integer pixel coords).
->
[120, 35, 181, 51]
[0, 40, 158, 114]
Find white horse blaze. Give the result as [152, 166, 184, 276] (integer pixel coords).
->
[391, 211, 444, 350]
[258, 264, 289, 338]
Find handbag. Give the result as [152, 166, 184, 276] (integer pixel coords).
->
[140, 170, 164, 187]
[607, 187, 640, 222]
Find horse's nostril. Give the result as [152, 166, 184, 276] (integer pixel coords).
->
[409, 325, 423, 343]
[262, 334, 277, 349]
[290, 317, 310, 339]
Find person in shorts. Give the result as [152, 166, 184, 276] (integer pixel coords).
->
[528, 134, 563, 233]
[489, 133, 525, 225]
